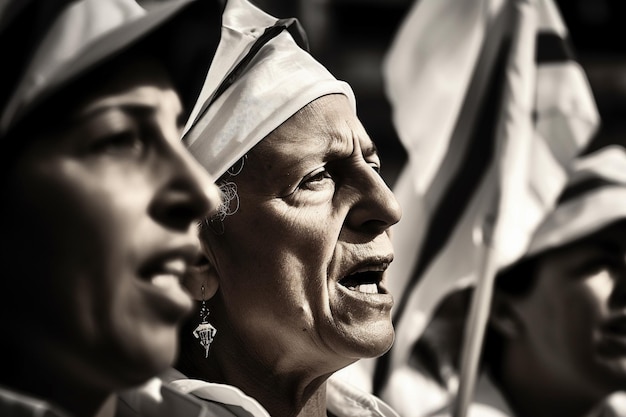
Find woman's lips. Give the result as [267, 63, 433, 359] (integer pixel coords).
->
[138, 252, 197, 322]
[148, 258, 187, 287]
[338, 260, 391, 295]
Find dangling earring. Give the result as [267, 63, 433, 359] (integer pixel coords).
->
[192, 284, 217, 358]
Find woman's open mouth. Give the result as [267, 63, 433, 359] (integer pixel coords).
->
[339, 263, 389, 294]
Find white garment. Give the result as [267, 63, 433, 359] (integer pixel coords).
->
[326, 375, 401, 417]
[117, 377, 213, 417]
[162, 369, 268, 417]
[161, 368, 400, 417]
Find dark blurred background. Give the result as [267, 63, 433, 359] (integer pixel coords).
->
[253, 0, 626, 186]
[142, 0, 626, 187]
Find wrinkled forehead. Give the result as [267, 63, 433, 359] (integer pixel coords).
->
[252, 94, 374, 160]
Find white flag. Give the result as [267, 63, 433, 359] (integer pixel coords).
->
[339, 0, 599, 415]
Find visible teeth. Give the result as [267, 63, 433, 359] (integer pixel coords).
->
[356, 283, 378, 294]
[163, 259, 186, 275]
[147, 259, 186, 287]
[151, 274, 179, 289]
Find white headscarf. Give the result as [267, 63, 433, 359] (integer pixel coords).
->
[0, 0, 214, 136]
[525, 144, 626, 258]
[182, 0, 356, 179]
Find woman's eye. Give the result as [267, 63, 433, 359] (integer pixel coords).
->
[91, 131, 144, 156]
[369, 162, 381, 173]
[299, 168, 333, 190]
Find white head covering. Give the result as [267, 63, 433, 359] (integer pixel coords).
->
[182, 0, 356, 179]
[523, 144, 626, 259]
[0, 0, 220, 136]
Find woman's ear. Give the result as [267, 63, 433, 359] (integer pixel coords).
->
[182, 254, 219, 301]
[489, 293, 524, 339]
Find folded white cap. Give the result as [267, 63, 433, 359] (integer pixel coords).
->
[1, 0, 220, 136]
[182, 0, 356, 179]
[525, 145, 626, 259]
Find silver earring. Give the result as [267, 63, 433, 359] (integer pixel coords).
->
[192, 285, 217, 358]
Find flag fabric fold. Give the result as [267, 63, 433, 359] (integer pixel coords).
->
[333, 0, 599, 415]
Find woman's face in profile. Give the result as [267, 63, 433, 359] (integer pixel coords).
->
[5, 58, 219, 387]
[511, 222, 626, 397]
[207, 94, 402, 372]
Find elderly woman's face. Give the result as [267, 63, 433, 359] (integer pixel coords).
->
[206, 94, 401, 372]
[510, 222, 626, 398]
[3, 58, 220, 387]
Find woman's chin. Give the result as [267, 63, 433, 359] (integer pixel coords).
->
[337, 323, 395, 360]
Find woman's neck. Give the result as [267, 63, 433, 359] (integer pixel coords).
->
[178, 335, 334, 417]
[221, 355, 331, 417]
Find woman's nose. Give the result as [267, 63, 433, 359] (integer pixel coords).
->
[347, 166, 402, 235]
[150, 144, 222, 231]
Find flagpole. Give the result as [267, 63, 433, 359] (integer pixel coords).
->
[452, 217, 500, 417]
[379, 0, 597, 413]
[453, 1, 529, 414]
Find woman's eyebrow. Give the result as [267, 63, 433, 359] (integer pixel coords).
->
[74, 102, 158, 121]
[361, 140, 378, 158]
[362, 141, 379, 158]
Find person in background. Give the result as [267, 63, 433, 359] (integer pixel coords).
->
[414, 145, 626, 417]
[0, 1, 223, 416]
[139, 0, 403, 416]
